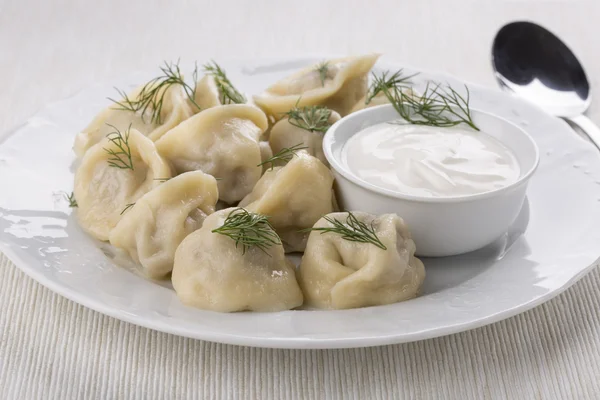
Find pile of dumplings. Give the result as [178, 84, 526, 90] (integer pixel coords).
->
[72, 54, 426, 313]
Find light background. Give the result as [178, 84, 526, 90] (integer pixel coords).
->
[1, 0, 599, 398]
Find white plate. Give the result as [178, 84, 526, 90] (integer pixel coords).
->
[1, 57, 599, 349]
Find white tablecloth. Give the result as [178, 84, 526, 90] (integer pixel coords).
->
[2, 0, 600, 398]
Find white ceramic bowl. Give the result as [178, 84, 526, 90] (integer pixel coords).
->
[323, 104, 540, 257]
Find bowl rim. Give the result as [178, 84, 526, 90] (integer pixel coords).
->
[323, 104, 541, 204]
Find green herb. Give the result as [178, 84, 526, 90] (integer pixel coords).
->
[104, 124, 134, 170]
[203, 61, 246, 104]
[315, 61, 329, 87]
[283, 104, 332, 133]
[120, 203, 135, 215]
[258, 143, 308, 170]
[212, 208, 281, 255]
[64, 192, 78, 208]
[109, 60, 200, 124]
[382, 82, 479, 131]
[366, 69, 418, 105]
[303, 212, 387, 250]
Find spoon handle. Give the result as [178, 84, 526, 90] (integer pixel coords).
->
[567, 115, 600, 150]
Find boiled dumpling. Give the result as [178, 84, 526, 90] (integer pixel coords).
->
[258, 141, 273, 173]
[269, 106, 340, 166]
[74, 83, 196, 157]
[155, 104, 268, 203]
[193, 75, 222, 109]
[172, 207, 304, 312]
[74, 127, 172, 241]
[109, 171, 218, 279]
[350, 69, 420, 113]
[350, 91, 390, 113]
[194, 62, 247, 108]
[239, 152, 335, 252]
[298, 212, 425, 310]
[254, 54, 379, 118]
[351, 86, 419, 113]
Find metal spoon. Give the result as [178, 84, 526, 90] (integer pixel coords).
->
[492, 21, 600, 149]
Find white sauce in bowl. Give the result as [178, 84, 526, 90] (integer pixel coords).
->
[342, 123, 520, 198]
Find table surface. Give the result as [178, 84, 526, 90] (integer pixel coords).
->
[2, 0, 600, 398]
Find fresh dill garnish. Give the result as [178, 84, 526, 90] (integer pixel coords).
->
[212, 208, 281, 255]
[283, 104, 332, 133]
[109, 60, 201, 124]
[64, 192, 78, 208]
[103, 124, 134, 170]
[203, 61, 246, 104]
[382, 82, 479, 131]
[314, 61, 329, 87]
[366, 69, 419, 105]
[258, 143, 308, 170]
[303, 212, 387, 250]
[120, 203, 135, 215]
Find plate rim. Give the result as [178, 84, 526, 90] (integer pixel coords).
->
[2, 240, 597, 349]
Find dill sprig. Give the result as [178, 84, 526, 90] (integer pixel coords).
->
[382, 82, 479, 131]
[212, 208, 281, 255]
[120, 203, 135, 215]
[203, 61, 246, 104]
[258, 143, 308, 170]
[64, 192, 78, 208]
[283, 104, 333, 133]
[109, 60, 201, 124]
[303, 212, 387, 250]
[103, 124, 134, 170]
[314, 61, 329, 87]
[366, 69, 418, 105]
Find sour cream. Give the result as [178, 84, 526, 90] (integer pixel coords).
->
[342, 123, 520, 198]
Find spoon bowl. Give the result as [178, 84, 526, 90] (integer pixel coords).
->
[492, 21, 600, 148]
[492, 21, 589, 117]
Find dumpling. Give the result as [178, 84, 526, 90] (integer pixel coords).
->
[351, 86, 420, 114]
[172, 207, 304, 312]
[109, 171, 218, 279]
[74, 83, 196, 157]
[258, 141, 273, 173]
[350, 91, 390, 113]
[298, 212, 425, 310]
[254, 54, 379, 118]
[155, 104, 268, 203]
[239, 152, 335, 252]
[194, 61, 247, 108]
[192, 75, 223, 109]
[269, 106, 340, 166]
[74, 127, 172, 241]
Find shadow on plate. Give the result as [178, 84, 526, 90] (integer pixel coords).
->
[420, 197, 531, 295]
